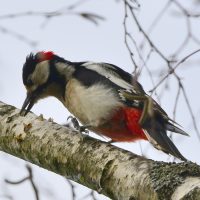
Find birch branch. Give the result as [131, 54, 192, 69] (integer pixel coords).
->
[0, 101, 200, 200]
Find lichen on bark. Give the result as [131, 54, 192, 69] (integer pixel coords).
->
[150, 161, 200, 200]
[1, 101, 200, 200]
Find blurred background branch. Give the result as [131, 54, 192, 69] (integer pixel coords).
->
[0, 0, 200, 199]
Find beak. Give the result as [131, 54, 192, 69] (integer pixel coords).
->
[20, 93, 35, 116]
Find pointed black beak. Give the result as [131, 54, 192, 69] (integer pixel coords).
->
[20, 93, 35, 116]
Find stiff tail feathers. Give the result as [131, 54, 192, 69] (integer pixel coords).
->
[143, 125, 187, 161]
[166, 122, 189, 136]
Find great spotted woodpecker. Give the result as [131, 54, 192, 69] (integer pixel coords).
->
[20, 51, 188, 161]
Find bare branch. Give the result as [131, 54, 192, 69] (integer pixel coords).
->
[125, 0, 169, 63]
[0, 10, 105, 26]
[150, 49, 200, 92]
[1, 101, 200, 200]
[0, 25, 37, 47]
[5, 164, 39, 200]
[66, 179, 76, 200]
[123, 1, 138, 72]
[0, 195, 13, 200]
[79, 12, 105, 25]
[140, 0, 172, 50]
[180, 84, 200, 140]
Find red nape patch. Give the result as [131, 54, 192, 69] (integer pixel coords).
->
[37, 51, 54, 62]
[123, 107, 147, 140]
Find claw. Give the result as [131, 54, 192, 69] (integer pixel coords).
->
[67, 116, 90, 134]
[67, 116, 80, 130]
[79, 126, 89, 134]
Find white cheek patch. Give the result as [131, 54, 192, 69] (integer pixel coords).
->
[31, 61, 50, 86]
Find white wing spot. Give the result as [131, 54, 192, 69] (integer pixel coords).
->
[83, 63, 137, 93]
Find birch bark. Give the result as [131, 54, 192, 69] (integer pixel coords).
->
[0, 101, 200, 200]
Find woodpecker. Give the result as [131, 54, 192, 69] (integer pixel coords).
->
[20, 51, 188, 161]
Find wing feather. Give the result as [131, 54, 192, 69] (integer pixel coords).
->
[82, 62, 144, 94]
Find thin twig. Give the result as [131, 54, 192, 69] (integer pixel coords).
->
[150, 49, 200, 92]
[180, 84, 200, 140]
[123, 1, 138, 72]
[5, 164, 40, 200]
[0, 25, 37, 47]
[126, 2, 169, 62]
[66, 179, 76, 200]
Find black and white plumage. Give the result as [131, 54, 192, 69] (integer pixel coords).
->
[20, 51, 189, 161]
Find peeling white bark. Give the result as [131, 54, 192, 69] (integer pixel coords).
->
[172, 177, 200, 200]
[0, 101, 200, 200]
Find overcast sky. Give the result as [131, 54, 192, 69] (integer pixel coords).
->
[0, 0, 200, 199]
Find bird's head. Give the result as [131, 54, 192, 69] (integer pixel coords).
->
[20, 51, 68, 116]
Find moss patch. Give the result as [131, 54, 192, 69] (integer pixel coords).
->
[150, 161, 200, 200]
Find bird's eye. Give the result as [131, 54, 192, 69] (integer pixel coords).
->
[27, 78, 33, 86]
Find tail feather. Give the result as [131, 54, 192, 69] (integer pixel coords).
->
[166, 123, 189, 136]
[143, 120, 187, 161]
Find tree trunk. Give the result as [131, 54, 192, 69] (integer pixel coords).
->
[0, 101, 200, 200]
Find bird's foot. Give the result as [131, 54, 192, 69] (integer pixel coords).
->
[67, 116, 89, 134]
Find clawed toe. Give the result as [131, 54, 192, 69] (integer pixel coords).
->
[67, 116, 90, 134]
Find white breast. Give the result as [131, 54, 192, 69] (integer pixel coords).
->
[64, 79, 122, 126]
